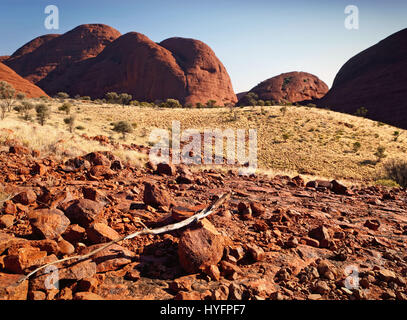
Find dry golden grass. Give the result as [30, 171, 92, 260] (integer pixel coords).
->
[1, 99, 407, 184]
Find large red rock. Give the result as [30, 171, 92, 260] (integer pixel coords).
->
[317, 28, 407, 129]
[160, 37, 237, 105]
[5, 24, 121, 84]
[9, 34, 60, 60]
[178, 219, 225, 273]
[143, 182, 173, 208]
[15, 27, 236, 105]
[238, 71, 328, 105]
[27, 209, 71, 240]
[0, 273, 28, 300]
[0, 62, 49, 98]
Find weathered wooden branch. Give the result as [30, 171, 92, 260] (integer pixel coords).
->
[17, 192, 231, 284]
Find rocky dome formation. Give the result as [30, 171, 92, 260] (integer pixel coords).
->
[8, 34, 60, 60]
[238, 72, 328, 105]
[317, 28, 407, 129]
[160, 37, 237, 105]
[37, 32, 237, 105]
[236, 91, 248, 100]
[0, 62, 48, 98]
[5, 24, 121, 84]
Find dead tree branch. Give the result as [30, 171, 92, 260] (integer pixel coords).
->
[17, 192, 231, 284]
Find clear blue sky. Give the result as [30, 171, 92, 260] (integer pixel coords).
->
[0, 0, 406, 93]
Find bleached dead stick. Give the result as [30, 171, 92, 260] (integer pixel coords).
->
[17, 192, 231, 284]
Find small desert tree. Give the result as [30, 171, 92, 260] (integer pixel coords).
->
[355, 107, 368, 117]
[16, 92, 26, 101]
[59, 102, 72, 115]
[105, 92, 119, 104]
[280, 106, 287, 116]
[119, 93, 132, 105]
[18, 101, 34, 121]
[56, 92, 69, 100]
[374, 146, 387, 163]
[113, 121, 133, 140]
[0, 81, 16, 118]
[206, 100, 217, 108]
[64, 116, 76, 133]
[35, 104, 50, 126]
[166, 99, 182, 108]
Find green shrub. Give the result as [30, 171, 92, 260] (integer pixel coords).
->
[18, 101, 34, 121]
[35, 103, 50, 126]
[16, 92, 26, 100]
[165, 99, 182, 108]
[374, 146, 387, 162]
[64, 116, 76, 133]
[112, 120, 133, 140]
[355, 107, 368, 117]
[374, 179, 400, 188]
[56, 92, 69, 100]
[382, 159, 407, 188]
[206, 99, 217, 107]
[353, 141, 361, 153]
[59, 102, 72, 115]
[0, 81, 16, 119]
[105, 92, 132, 105]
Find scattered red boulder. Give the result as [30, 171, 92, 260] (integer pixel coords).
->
[27, 209, 71, 240]
[143, 182, 173, 208]
[178, 219, 225, 273]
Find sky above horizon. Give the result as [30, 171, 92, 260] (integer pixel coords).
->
[0, 0, 406, 93]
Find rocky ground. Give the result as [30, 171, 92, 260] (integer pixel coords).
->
[0, 135, 406, 301]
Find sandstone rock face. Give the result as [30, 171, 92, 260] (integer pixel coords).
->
[9, 34, 60, 60]
[160, 37, 237, 105]
[6, 25, 236, 105]
[0, 62, 48, 98]
[238, 71, 328, 105]
[0, 56, 10, 63]
[317, 28, 407, 129]
[5, 24, 121, 84]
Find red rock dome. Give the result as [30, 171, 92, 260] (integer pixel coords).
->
[317, 28, 407, 129]
[0, 62, 49, 98]
[239, 71, 328, 105]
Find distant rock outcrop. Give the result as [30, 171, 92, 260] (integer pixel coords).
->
[238, 72, 328, 105]
[0, 62, 48, 98]
[317, 28, 407, 129]
[5, 24, 121, 84]
[0, 56, 10, 63]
